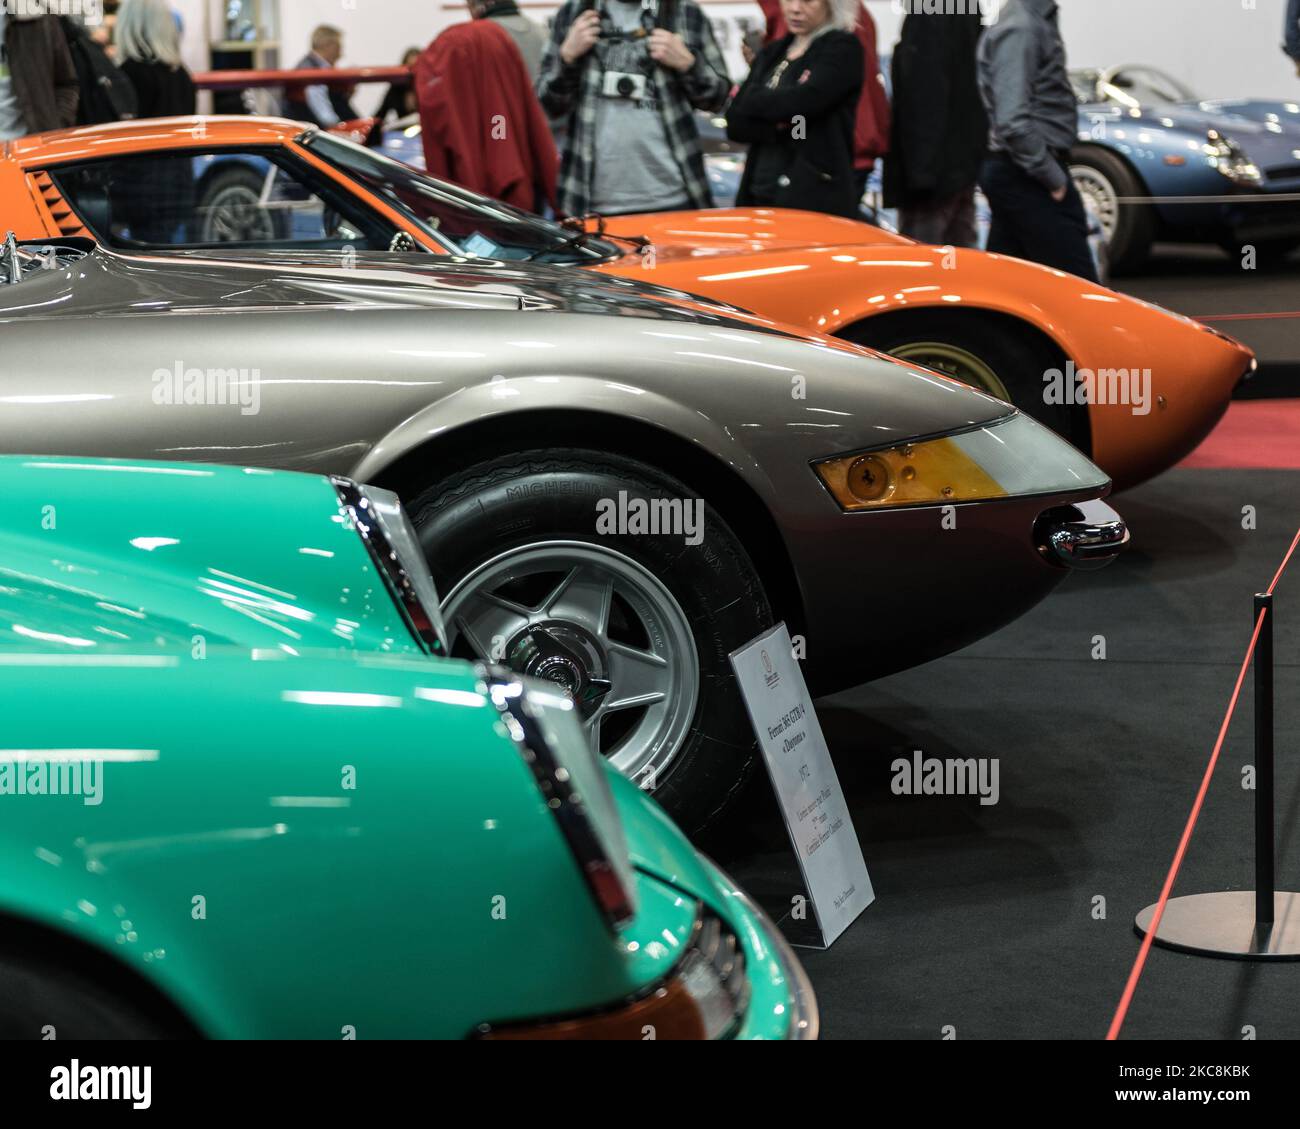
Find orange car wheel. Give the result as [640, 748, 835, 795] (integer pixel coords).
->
[840, 310, 1084, 451]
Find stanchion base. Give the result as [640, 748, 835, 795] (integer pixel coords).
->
[1135, 891, 1300, 960]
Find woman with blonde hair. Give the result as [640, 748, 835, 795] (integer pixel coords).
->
[727, 0, 865, 217]
[115, 0, 194, 119]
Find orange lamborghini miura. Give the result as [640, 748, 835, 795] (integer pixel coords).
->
[0, 117, 1253, 489]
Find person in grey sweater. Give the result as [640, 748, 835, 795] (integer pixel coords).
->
[469, 0, 548, 80]
[976, 0, 1097, 282]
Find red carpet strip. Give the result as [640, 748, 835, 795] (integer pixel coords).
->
[1179, 400, 1300, 470]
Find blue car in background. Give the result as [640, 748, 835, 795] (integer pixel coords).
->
[1069, 64, 1300, 271]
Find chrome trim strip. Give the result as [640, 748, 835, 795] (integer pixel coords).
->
[331, 476, 443, 654]
[482, 666, 636, 931]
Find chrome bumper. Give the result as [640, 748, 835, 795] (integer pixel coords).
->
[1035, 499, 1130, 571]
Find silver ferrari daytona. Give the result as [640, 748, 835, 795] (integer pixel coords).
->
[0, 236, 1126, 830]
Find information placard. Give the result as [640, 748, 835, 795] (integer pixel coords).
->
[730, 623, 874, 948]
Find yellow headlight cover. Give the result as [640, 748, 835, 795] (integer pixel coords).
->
[814, 437, 1008, 511]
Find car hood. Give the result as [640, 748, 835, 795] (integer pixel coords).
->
[0, 455, 421, 656]
[107, 245, 800, 330]
[1086, 98, 1300, 177]
[602, 207, 914, 260]
[3, 241, 1029, 477]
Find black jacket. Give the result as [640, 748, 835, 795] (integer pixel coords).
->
[120, 59, 195, 120]
[727, 30, 864, 219]
[3, 14, 78, 133]
[882, 12, 987, 208]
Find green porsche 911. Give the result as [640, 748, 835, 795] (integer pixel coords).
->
[0, 457, 814, 1039]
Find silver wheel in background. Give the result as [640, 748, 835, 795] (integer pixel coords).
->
[441, 540, 700, 785]
[1070, 163, 1120, 244]
[198, 183, 274, 243]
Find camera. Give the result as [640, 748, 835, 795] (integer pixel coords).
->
[601, 70, 649, 100]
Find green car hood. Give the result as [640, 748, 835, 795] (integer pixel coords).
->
[0, 649, 730, 1037]
[0, 456, 419, 656]
[612, 769, 732, 911]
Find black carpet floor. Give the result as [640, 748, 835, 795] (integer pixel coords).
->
[709, 468, 1300, 1040]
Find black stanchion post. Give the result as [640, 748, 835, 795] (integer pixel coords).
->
[1133, 586, 1300, 958]
[1255, 592, 1274, 928]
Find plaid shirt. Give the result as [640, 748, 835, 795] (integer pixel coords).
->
[537, 0, 730, 217]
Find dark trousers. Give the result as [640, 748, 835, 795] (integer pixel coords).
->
[852, 166, 870, 203]
[900, 187, 979, 248]
[979, 154, 1099, 283]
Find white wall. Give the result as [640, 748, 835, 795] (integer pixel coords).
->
[868, 0, 1300, 102]
[171, 0, 1300, 106]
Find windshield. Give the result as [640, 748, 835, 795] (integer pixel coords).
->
[302, 131, 623, 265]
[1070, 69, 1102, 104]
[1100, 67, 1197, 108]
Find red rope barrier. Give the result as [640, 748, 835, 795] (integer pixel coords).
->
[1107, 527, 1300, 1041]
[1267, 528, 1300, 598]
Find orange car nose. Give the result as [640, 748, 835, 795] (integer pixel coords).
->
[1092, 324, 1255, 491]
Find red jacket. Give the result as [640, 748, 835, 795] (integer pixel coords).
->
[415, 19, 558, 212]
[756, 0, 890, 169]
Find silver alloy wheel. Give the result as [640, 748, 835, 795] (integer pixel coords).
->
[440, 541, 700, 784]
[199, 184, 275, 243]
[1070, 164, 1120, 242]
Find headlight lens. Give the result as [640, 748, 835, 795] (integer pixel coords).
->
[676, 911, 751, 1038]
[332, 477, 447, 654]
[1205, 131, 1261, 186]
[486, 668, 638, 931]
[813, 412, 1108, 512]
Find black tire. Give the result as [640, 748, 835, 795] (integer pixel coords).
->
[1069, 146, 1155, 274]
[195, 165, 286, 244]
[407, 449, 773, 834]
[0, 950, 180, 1039]
[840, 310, 1078, 443]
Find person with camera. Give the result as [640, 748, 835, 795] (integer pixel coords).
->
[726, 0, 865, 218]
[537, 0, 730, 218]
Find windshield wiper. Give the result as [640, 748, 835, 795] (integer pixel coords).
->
[522, 228, 606, 262]
[523, 214, 651, 262]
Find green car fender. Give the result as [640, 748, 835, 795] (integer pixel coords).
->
[0, 457, 419, 656]
[0, 651, 698, 1038]
[611, 771, 799, 1040]
[0, 455, 810, 1038]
